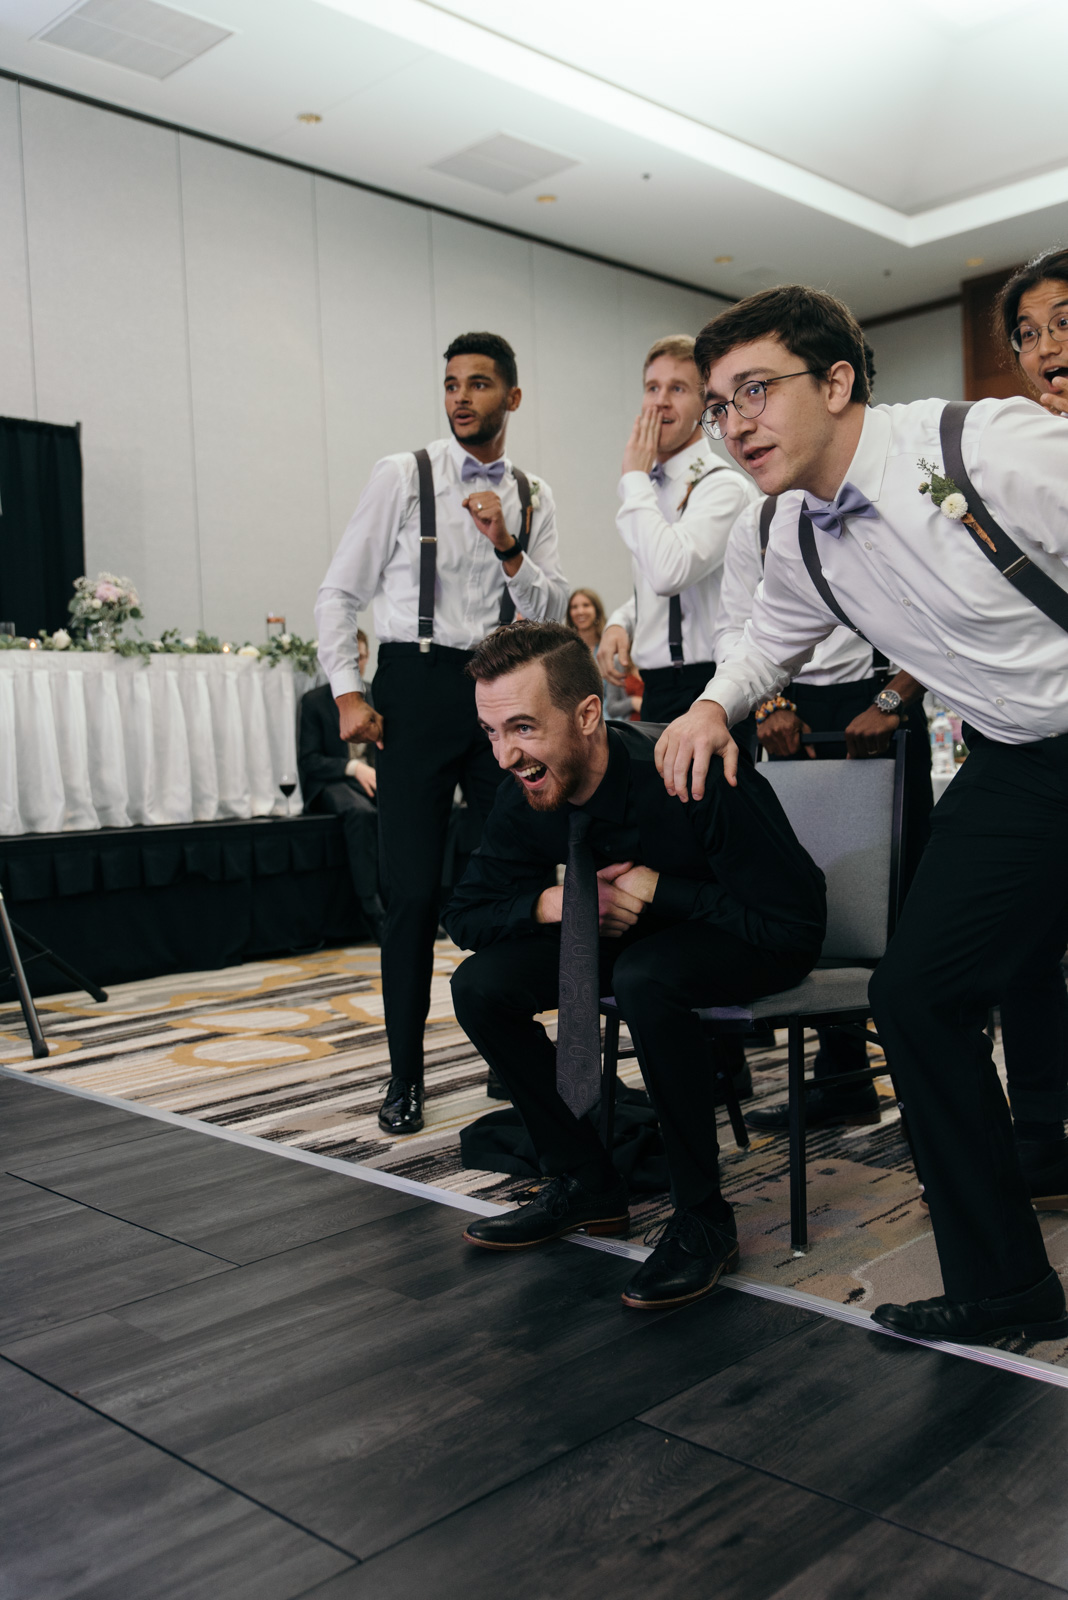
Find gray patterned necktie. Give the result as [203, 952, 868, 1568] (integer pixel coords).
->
[556, 809, 602, 1118]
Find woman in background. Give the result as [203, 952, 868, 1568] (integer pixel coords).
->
[567, 588, 641, 720]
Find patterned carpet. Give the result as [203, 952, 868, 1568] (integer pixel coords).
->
[4, 939, 1068, 1365]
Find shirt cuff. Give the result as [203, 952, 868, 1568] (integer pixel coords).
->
[505, 554, 541, 606]
[651, 874, 701, 921]
[698, 679, 749, 726]
[618, 471, 658, 503]
[328, 667, 366, 698]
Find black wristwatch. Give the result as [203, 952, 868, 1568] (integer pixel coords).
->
[494, 539, 522, 562]
[873, 688, 903, 715]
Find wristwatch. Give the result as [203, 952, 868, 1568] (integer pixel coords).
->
[873, 688, 903, 716]
[494, 539, 522, 561]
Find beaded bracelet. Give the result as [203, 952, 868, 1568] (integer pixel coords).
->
[754, 695, 798, 725]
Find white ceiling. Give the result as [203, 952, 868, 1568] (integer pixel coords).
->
[1, 0, 1066, 317]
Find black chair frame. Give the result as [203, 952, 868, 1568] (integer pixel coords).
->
[598, 728, 914, 1253]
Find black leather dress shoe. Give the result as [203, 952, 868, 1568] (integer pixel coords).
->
[621, 1208, 740, 1310]
[462, 1174, 629, 1249]
[871, 1269, 1068, 1344]
[377, 1078, 424, 1135]
[1018, 1138, 1068, 1210]
[744, 1084, 880, 1133]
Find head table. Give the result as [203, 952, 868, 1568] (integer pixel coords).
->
[0, 650, 319, 836]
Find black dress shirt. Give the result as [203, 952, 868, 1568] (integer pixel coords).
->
[443, 722, 826, 958]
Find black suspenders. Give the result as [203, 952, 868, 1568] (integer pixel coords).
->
[758, 494, 777, 564]
[412, 450, 534, 647]
[665, 467, 722, 666]
[795, 402, 1068, 647]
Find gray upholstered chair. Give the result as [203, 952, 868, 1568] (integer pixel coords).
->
[599, 729, 910, 1254]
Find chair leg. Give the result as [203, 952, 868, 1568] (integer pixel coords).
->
[720, 1059, 750, 1151]
[787, 1017, 807, 1253]
[599, 1009, 620, 1154]
[0, 890, 49, 1059]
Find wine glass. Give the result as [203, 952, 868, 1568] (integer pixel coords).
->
[279, 771, 297, 815]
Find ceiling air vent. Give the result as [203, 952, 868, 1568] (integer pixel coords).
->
[38, 0, 232, 81]
[429, 133, 579, 196]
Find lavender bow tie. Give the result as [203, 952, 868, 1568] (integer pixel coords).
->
[461, 455, 506, 485]
[804, 482, 878, 538]
[649, 462, 668, 487]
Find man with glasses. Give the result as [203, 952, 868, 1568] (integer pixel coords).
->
[656, 283, 1068, 1347]
[597, 334, 757, 724]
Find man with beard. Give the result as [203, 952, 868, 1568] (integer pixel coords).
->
[316, 334, 568, 1136]
[597, 334, 757, 723]
[445, 622, 825, 1310]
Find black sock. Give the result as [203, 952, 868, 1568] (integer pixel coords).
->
[572, 1157, 621, 1195]
[1015, 1119, 1065, 1145]
[689, 1193, 733, 1225]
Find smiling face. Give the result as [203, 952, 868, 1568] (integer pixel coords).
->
[568, 592, 599, 636]
[642, 353, 705, 458]
[444, 353, 520, 451]
[704, 336, 859, 498]
[1014, 278, 1068, 397]
[475, 659, 604, 813]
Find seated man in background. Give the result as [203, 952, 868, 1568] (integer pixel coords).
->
[299, 629, 385, 940]
[445, 622, 825, 1311]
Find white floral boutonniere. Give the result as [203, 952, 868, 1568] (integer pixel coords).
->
[677, 456, 709, 514]
[528, 477, 541, 511]
[686, 456, 707, 483]
[918, 457, 995, 551]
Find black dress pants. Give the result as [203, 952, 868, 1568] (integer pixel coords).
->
[640, 662, 717, 725]
[452, 922, 813, 1210]
[373, 644, 505, 1082]
[868, 731, 1068, 1301]
[310, 780, 378, 908]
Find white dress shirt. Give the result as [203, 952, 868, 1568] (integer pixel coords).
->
[702, 397, 1068, 745]
[316, 437, 569, 696]
[605, 438, 757, 671]
[713, 496, 876, 686]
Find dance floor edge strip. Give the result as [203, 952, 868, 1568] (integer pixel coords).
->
[5, 1061, 1067, 1395]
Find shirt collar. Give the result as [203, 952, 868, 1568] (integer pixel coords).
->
[833, 406, 891, 505]
[571, 726, 630, 824]
[446, 435, 511, 479]
[656, 435, 711, 483]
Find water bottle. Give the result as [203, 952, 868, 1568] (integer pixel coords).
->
[930, 710, 955, 777]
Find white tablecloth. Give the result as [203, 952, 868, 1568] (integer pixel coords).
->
[0, 652, 319, 836]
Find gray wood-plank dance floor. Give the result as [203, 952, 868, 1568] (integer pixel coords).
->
[3, 1069, 1067, 1599]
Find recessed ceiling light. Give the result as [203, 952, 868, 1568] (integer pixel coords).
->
[536, 193, 557, 203]
[966, 255, 985, 267]
[714, 255, 733, 264]
[297, 112, 322, 124]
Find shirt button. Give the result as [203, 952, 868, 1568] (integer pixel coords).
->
[864, 541, 873, 550]
[995, 698, 1005, 706]
[946, 650, 956, 659]
[902, 598, 912, 607]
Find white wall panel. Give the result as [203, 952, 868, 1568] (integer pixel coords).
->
[20, 88, 198, 635]
[867, 305, 964, 406]
[180, 135, 328, 644]
[429, 213, 540, 469]
[529, 245, 629, 614]
[315, 180, 436, 548]
[0, 82, 35, 423]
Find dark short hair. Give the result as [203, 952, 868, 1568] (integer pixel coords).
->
[996, 248, 1068, 361]
[443, 331, 518, 390]
[467, 621, 603, 712]
[694, 286, 871, 405]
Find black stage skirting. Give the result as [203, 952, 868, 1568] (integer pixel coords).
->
[0, 809, 481, 997]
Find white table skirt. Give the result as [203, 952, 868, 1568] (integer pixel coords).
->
[0, 652, 318, 836]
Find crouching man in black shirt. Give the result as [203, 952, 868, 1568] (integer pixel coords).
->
[445, 622, 825, 1310]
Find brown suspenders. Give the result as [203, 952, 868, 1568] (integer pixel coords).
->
[412, 450, 534, 647]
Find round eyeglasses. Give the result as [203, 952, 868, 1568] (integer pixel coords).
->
[1011, 311, 1068, 354]
[700, 370, 818, 440]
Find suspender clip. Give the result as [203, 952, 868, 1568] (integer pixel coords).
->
[419, 639, 431, 653]
[1003, 555, 1031, 579]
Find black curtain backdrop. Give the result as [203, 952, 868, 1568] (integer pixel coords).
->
[0, 416, 84, 636]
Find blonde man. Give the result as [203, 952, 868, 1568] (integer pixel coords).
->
[598, 334, 758, 724]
